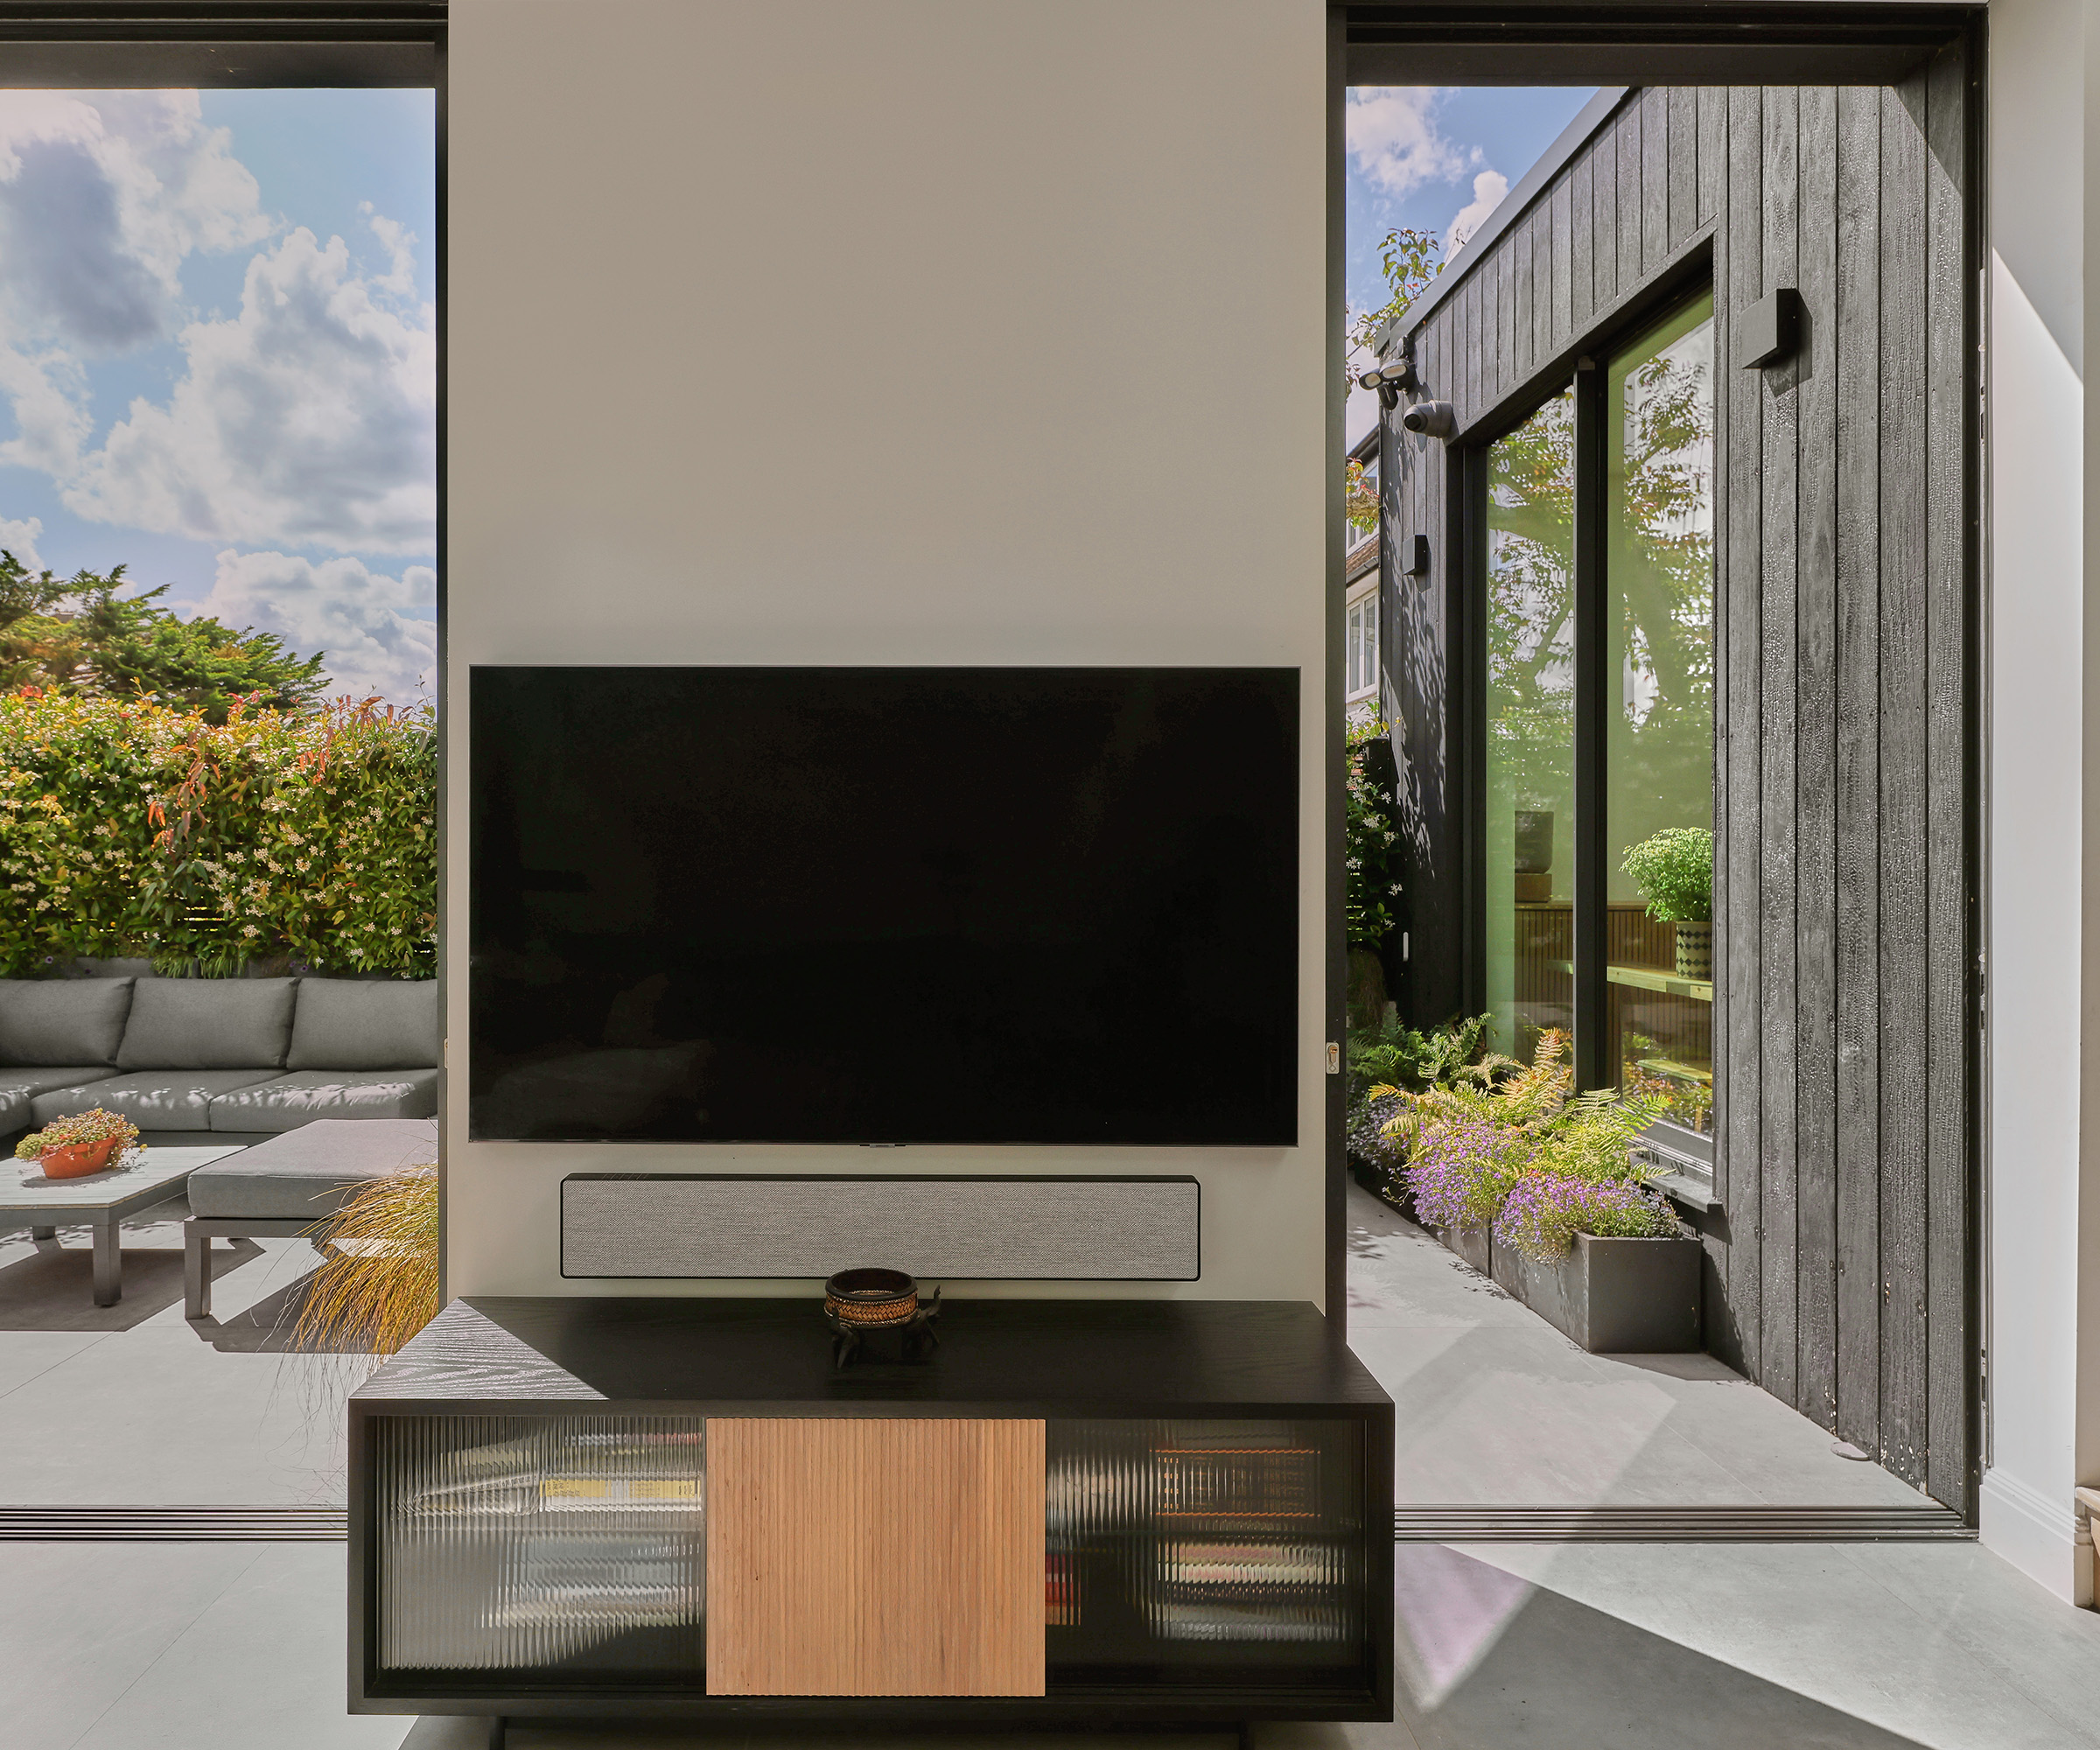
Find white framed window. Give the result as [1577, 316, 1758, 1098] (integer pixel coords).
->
[1345, 581, 1380, 704]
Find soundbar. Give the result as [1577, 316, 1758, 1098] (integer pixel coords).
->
[560, 1174, 1200, 1280]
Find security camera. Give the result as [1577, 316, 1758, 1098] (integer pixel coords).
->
[1401, 400, 1457, 440]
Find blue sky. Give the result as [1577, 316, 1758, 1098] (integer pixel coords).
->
[0, 88, 436, 702]
[1346, 86, 1596, 442]
[0, 85, 1579, 696]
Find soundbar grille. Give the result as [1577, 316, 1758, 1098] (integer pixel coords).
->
[562, 1174, 1200, 1279]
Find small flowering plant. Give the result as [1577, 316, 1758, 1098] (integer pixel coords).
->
[1404, 1118, 1525, 1231]
[1494, 1173, 1681, 1264]
[14, 1107, 143, 1164]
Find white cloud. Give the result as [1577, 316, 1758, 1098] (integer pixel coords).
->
[0, 343, 89, 475]
[1446, 170, 1510, 258]
[0, 94, 434, 563]
[195, 547, 436, 706]
[0, 90, 269, 354]
[359, 200, 417, 299]
[1346, 88, 1466, 200]
[0, 514, 43, 571]
[63, 220, 437, 555]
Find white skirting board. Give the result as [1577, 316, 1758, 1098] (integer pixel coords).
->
[561, 1173, 1200, 1280]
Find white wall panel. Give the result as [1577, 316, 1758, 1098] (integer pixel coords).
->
[444, 0, 1330, 1302]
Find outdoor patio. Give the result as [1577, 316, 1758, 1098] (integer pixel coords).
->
[0, 1189, 354, 1505]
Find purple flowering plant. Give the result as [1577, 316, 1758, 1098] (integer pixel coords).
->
[1404, 1118, 1527, 1232]
[1392, 1027, 1677, 1241]
[1494, 1172, 1681, 1264]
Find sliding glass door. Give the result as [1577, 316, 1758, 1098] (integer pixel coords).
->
[1484, 388, 1576, 1061]
[1477, 291, 1715, 1152]
[1606, 293, 1716, 1140]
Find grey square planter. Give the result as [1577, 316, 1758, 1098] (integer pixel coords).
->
[1431, 1222, 1493, 1277]
[1490, 1232, 1703, 1353]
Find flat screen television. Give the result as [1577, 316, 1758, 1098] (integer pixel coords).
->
[470, 666, 1298, 1144]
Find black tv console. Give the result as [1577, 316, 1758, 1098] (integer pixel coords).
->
[348, 1295, 1395, 1731]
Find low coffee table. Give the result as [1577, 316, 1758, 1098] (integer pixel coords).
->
[1, 1146, 244, 1306]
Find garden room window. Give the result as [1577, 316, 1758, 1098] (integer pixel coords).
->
[1476, 290, 1715, 1154]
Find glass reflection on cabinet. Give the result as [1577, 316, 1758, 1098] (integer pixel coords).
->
[1044, 1419, 1366, 1684]
[374, 1415, 707, 1676]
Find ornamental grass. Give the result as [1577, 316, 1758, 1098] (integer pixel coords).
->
[293, 1166, 438, 1358]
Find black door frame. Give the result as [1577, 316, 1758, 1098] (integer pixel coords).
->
[1333, 2, 1985, 1515]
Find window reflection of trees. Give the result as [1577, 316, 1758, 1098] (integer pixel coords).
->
[1486, 388, 1576, 819]
[1610, 320, 1714, 859]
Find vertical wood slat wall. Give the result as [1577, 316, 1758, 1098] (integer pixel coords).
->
[1382, 53, 1974, 1507]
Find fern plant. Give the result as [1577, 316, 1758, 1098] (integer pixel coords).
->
[1375, 1026, 1572, 1154]
[1345, 1012, 1502, 1102]
[1383, 1031, 1669, 1233]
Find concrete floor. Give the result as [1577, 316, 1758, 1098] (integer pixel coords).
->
[1345, 1181, 1931, 1508]
[0, 1176, 1922, 1512]
[0, 1194, 355, 1503]
[8, 1537, 2100, 1750]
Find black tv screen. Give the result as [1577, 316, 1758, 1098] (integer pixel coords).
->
[470, 667, 1298, 1144]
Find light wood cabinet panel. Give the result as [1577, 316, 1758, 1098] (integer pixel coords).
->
[705, 1418, 1046, 1697]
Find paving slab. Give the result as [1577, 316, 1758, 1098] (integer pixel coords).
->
[67, 1544, 406, 1750]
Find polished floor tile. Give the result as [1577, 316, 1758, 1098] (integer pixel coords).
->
[0, 1328, 350, 1502]
[1434, 1541, 2100, 1748]
[66, 1544, 406, 1750]
[0, 1542, 268, 1750]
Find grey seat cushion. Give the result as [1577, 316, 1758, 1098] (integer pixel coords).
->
[287, 979, 438, 1070]
[31, 1070, 283, 1128]
[0, 1068, 115, 1133]
[208, 1069, 439, 1132]
[186, 1116, 438, 1220]
[0, 978, 134, 1067]
[116, 977, 298, 1071]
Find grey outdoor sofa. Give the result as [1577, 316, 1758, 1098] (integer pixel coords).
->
[184, 1115, 438, 1320]
[0, 975, 438, 1146]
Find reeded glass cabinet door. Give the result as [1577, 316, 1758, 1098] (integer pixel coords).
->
[374, 1415, 707, 1678]
[1046, 1418, 1368, 1688]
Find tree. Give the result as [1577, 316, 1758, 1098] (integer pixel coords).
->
[1349, 226, 1445, 385]
[0, 552, 327, 722]
[1346, 228, 1446, 537]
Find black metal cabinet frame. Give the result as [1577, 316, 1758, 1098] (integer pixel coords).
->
[346, 1298, 1396, 1726]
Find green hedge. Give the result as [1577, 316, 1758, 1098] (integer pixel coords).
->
[0, 690, 436, 977]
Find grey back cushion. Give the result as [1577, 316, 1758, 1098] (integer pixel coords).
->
[0, 977, 135, 1067]
[287, 978, 439, 1070]
[114, 977, 299, 1070]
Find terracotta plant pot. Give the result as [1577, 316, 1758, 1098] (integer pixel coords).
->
[38, 1138, 120, 1180]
